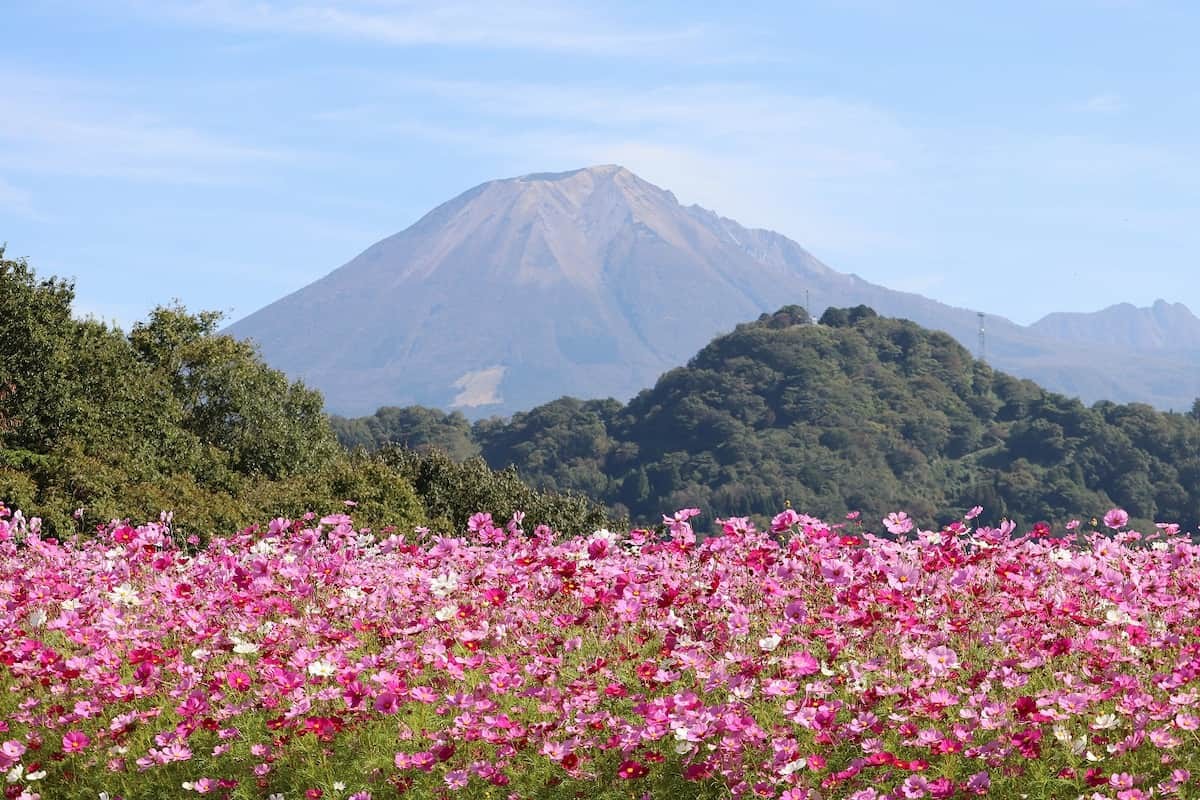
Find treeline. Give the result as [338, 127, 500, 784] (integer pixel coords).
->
[0, 248, 609, 538]
[335, 304, 1200, 532]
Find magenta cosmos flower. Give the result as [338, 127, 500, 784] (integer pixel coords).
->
[1104, 508, 1130, 530]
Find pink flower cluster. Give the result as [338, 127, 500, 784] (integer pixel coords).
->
[1, 503, 1199, 799]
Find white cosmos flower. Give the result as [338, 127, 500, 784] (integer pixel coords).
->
[250, 539, 276, 556]
[307, 660, 336, 678]
[779, 758, 807, 776]
[435, 605, 458, 622]
[758, 634, 782, 652]
[430, 571, 460, 598]
[106, 583, 142, 607]
[1105, 608, 1133, 625]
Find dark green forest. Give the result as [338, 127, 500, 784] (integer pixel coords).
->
[335, 305, 1200, 532]
[0, 249, 609, 538]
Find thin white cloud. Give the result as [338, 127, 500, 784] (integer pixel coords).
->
[1073, 92, 1125, 113]
[0, 71, 293, 184]
[149, 0, 710, 56]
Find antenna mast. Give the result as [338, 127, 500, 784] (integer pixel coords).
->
[977, 312, 986, 363]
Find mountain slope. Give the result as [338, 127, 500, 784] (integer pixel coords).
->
[336, 306, 1200, 532]
[228, 165, 1200, 415]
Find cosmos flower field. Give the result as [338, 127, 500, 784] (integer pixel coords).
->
[2, 503, 1199, 800]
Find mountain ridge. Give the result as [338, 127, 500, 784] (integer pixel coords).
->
[1031, 299, 1200, 352]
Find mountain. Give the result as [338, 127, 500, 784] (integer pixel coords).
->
[227, 165, 1200, 416]
[1031, 300, 1200, 352]
[335, 307, 1200, 532]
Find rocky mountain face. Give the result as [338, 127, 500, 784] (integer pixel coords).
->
[227, 165, 1200, 416]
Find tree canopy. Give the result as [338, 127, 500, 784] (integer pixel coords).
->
[1, 249, 610, 538]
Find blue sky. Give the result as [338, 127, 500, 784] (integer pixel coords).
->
[2, 0, 1197, 328]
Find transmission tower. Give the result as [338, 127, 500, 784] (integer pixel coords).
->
[977, 312, 986, 363]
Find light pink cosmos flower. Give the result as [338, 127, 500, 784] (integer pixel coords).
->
[965, 771, 990, 794]
[925, 646, 959, 676]
[1104, 508, 1130, 530]
[884, 511, 914, 535]
[1, 740, 26, 762]
[1110, 773, 1135, 789]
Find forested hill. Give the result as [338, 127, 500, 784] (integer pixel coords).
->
[335, 305, 1200, 531]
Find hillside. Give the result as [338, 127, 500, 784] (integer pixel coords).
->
[229, 165, 1200, 417]
[335, 306, 1200, 531]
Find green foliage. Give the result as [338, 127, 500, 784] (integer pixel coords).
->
[339, 306, 1200, 533]
[129, 305, 338, 479]
[381, 446, 615, 535]
[0, 252, 426, 537]
[331, 405, 479, 460]
[0, 248, 80, 451]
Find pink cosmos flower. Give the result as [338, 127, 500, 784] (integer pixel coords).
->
[925, 646, 959, 675]
[444, 770, 469, 790]
[771, 509, 800, 532]
[1110, 773, 1135, 789]
[901, 775, 929, 798]
[61, 730, 90, 753]
[1104, 508, 1130, 530]
[226, 669, 251, 692]
[373, 691, 400, 714]
[884, 511, 914, 535]
[965, 771, 990, 794]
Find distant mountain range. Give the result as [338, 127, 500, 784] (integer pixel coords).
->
[1031, 300, 1200, 352]
[227, 165, 1200, 416]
